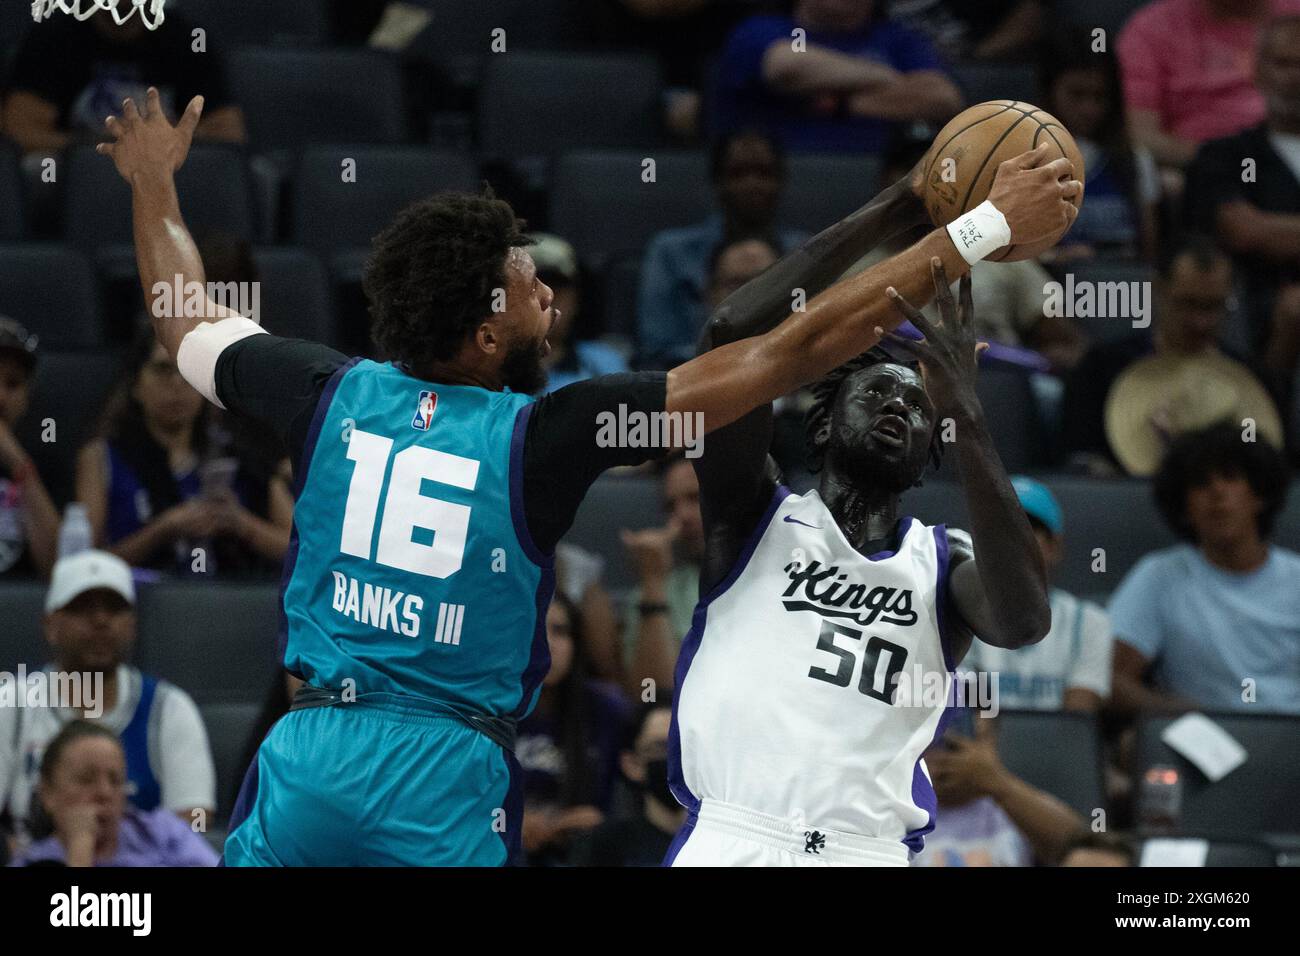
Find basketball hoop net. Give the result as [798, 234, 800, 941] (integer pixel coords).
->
[32, 0, 167, 31]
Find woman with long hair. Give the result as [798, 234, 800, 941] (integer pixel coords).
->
[1040, 29, 1160, 263]
[517, 593, 630, 865]
[74, 325, 292, 576]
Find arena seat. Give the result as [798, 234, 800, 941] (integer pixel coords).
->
[478, 53, 663, 165]
[549, 150, 712, 270]
[949, 62, 1040, 108]
[290, 146, 480, 255]
[1053, 0, 1146, 35]
[1137, 836, 1279, 867]
[0, 581, 53, 673]
[199, 700, 262, 824]
[599, 254, 643, 346]
[902, 476, 1174, 597]
[995, 710, 1106, 817]
[1136, 712, 1300, 839]
[972, 365, 1046, 472]
[1054, 259, 1158, 345]
[14, 350, 124, 506]
[0, 244, 102, 349]
[779, 153, 883, 236]
[229, 47, 408, 152]
[249, 246, 336, 346]
[134, 583, 281, 705]
[172, 0, 329, 47]
[0, 139, 23, 240]
[62, 144, 256, 250]
[564, 474, 663, 590]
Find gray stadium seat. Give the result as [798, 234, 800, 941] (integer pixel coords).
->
[564, 475, 664, 590]
[0, 581, 53, 673]
[172, 0, 329, 47]
[549, 150, 712, 270]
[1053, 0, 1146, 36]
[478, 53, 663, 163]
[1277, 482, 1300, 551]
[949, 62, 1040, 107]
[134, 583, 281, 704]
[250, 246, 336, 346]
[0, 244, 103, 349]
[995, 710, 1105, 817]
[779, 153, 883, 236]
[229, 48, 407, 152]
[600, 254, 643, 345]
[1056, 259, 1158, 345]
[902, 476, 1175, 597]
[63, 145, 256, 250]
[0, 139, 23, 240]
[1136, 713, 1300, 839]
[290, 146, 480, 255]
[14, 350, 124, 506]
[974, 365, 1045, 472]
[199, 700, 261, 824]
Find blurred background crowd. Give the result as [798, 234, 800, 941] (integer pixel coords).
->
[0, 0, 1297, 867]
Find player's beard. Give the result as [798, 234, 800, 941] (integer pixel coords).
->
[499, 334, 549, 395]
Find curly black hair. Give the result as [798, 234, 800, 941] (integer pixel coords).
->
[1152, 422, 1290, 542]
[363, 189, 531, 371]
[804, 346, 944, 477]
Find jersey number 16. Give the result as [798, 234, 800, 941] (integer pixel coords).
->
[340, 429, 480, 578]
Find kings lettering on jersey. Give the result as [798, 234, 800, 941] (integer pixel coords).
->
[781, 559, 918, 629]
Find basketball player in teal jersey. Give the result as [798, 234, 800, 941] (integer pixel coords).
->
[97, 90, 1077, 865]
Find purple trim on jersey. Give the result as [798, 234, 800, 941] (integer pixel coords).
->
[666, 483, 792, 818]
[222, 744, 263, 865]
[902, 524, 958, 854]
[497, 749, 527, 865]
[275, 356, 363, 670]
[508, 401, 555, 720]
[662, 808, 700, 867]
[507, 401, 551, 567]
[866, 515, 914, 561]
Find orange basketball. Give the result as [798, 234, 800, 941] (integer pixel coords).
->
[921, 100, 1086, 261]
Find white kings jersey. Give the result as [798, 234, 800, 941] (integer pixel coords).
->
[668, 486, 960, 857]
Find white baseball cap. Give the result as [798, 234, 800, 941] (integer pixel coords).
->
[45, 550, 136, 614]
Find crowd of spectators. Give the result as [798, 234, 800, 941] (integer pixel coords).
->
[0, 0, 1297, 867]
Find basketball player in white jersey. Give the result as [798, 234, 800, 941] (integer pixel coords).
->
[666, 198, 1055, 866]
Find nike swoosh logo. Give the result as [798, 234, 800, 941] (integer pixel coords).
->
[783, 515, 822, 529]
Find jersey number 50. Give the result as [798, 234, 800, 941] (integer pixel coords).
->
[340, 429, 480, 578]
[808, 620, 908, 704]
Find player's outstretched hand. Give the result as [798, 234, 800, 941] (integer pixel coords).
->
[987, 142, 1082, 246]
[878, 258, 986, 421]
[96, 87, 204, 183]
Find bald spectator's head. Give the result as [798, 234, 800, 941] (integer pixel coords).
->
[1258, 16, 1300, 130]
[1059, 832, 1135, 867]
[711, 131, 787, 236]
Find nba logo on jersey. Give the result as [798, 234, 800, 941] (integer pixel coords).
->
[411, 390, 438, 431]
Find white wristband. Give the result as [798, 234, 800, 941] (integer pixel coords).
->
[946, 199, 1013, 265]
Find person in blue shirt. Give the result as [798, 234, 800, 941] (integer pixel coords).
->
[1110, 423, 1300, 715]
[713, 0, 961, 154]
[637, 130, 808, 368]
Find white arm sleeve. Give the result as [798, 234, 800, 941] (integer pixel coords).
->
[155, 687, 217, 814]
[176, 316, 268, 410]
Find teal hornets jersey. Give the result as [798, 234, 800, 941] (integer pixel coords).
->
[280, 359, 553, 719]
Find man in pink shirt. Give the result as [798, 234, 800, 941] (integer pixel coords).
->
[1118, 0, 1300, 169]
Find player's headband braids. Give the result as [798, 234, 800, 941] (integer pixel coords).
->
[803, 346, 945, 476]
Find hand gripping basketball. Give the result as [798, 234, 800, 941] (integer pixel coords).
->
[96, 86, 205, 183]
[987, 143, 1082, 248]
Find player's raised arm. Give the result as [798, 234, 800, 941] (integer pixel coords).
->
[885, 264, 1051, 650]
[665, 144, 1081, 433]
[694, 164, 929, 356]
[96, 88, 233, 360]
